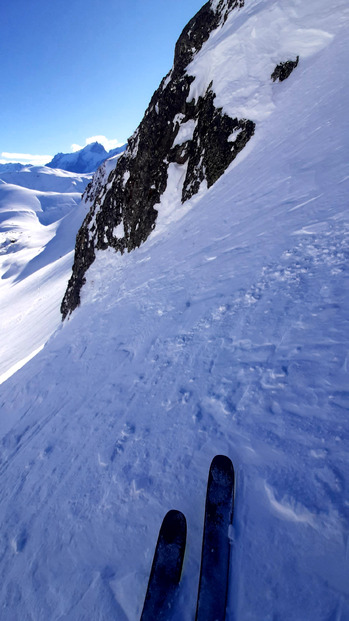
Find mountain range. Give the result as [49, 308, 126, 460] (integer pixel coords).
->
[0, 1, 348, 619]
[46, 141, 126, 174]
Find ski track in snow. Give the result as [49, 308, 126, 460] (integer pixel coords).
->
[0, 1, 349, 620]
[1, 211, 348, 620]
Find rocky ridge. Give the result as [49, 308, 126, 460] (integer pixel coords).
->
[61, 0, 253, 318]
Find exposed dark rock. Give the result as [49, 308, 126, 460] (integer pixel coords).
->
[61, 0, 250, 319]
[181, 87, 255, 202]
[83, 159, 114, 207]
[173, 1, 244, 75]
[271, 56, 299, 82]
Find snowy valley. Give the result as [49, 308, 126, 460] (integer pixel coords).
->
[0, 165, 91, 383]
[0, 0, 349, 619]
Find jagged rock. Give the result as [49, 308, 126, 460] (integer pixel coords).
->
[181, 87, 255, 202]
[82, 154, 124, 208]
[271, 57, 299, 82]
[61, 0, 252, 319]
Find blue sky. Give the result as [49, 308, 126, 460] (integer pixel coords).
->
[0, 0, 205, 164]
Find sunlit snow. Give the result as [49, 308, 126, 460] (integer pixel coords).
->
[0, 1, 348, 619]
[0, 165, 90, 382]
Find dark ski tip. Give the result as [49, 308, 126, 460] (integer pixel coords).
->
[141, 509, 187, 621]
[196, 455, 235, 621]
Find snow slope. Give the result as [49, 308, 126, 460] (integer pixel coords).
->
[0, 165, 89, 193]
[0, 166, 91, 383]
[0, 1, 348, 620]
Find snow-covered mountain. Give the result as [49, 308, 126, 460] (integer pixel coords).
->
[46, 141, 126, 174]
[62, 0, 257, 317]
[0, 1, 348, 620]
[0, 165, 91, 383]
[0, 163, 24, 174]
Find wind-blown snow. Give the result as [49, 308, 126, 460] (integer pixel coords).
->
[0, 1, 348, 619]
[187, 0, 339, 123]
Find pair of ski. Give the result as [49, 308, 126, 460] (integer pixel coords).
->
[141, 455, 235, 620]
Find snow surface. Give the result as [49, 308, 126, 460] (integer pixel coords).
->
[0, 1, 349, 620]
[172, 119, 197, 148]
[0, 165, 89, 194]
[0, 166, 90, 383]
[187, 0, 342, 123]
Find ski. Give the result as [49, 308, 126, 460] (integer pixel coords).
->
[141, 509, 187, 621]
[195, 455, 235, 621]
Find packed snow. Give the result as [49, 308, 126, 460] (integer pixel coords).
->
[0, 0, 348, 620]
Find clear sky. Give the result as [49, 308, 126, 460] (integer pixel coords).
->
[0, 0, 205, 164]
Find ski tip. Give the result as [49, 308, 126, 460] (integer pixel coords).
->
[211, 454, 234, 471]
[140, 510, 187, 620]
[211, 454, 233, 465]
[161, 509, 187, 543]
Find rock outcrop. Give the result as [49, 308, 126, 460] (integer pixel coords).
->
[61, 0, 253, 319]
[271, 57, 299, 82]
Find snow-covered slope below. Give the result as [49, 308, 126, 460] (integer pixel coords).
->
[0, 167, 90, 382]
[0, 165, 89, 193]
[0, 1, 348, 620]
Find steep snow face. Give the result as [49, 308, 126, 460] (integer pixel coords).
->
[0, 166, 91, 383]
[186, 0, 336, 122]
[61, 0, 345, 320]
[61, 0, 255, 318]
[0, 1, 348, 619]
[46, 142, 126, 174]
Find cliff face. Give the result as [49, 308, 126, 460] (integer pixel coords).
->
[61, 0, 253, 319]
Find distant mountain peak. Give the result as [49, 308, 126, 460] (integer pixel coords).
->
[46, 141, 126, 174]
[83, 142, 107, 154]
